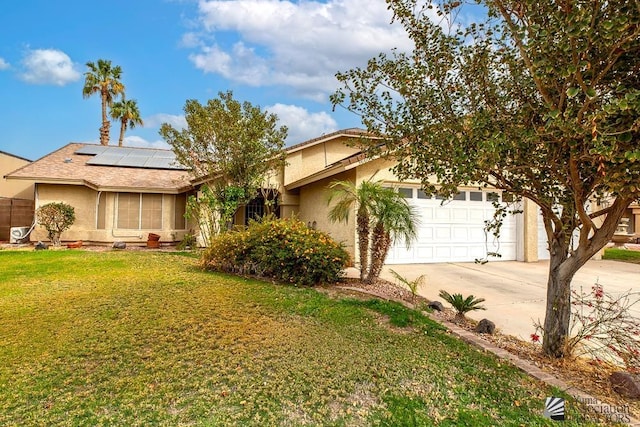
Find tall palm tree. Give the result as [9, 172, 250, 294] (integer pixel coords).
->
[110, 97, 143, 147]
[366, 188, 418, 283]
[82, 59, 125, 145]
[327, 180, 380, 280]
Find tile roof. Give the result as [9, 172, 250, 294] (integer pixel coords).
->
[285, 128, 376, 153]
[5, 143, 192, 193]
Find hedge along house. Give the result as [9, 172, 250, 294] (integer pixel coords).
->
[5, 143, 193, 245]
[277, 128, 548, 265]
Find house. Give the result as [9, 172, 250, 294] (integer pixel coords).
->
[4, 131, 552, 261]
[274, 128, 547, 264]
[1, 151, 35, 241]
[4, 143, 193, 245]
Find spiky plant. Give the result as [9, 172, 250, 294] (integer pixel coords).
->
[389, 269, 425, 304]
[438, 290, 486, 320]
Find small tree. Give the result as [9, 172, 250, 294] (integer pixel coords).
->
[332, 0, 640, 358]
[36, 202, 75, 247]
[328, 180, 418, 283]
[160, 91, 287, 242]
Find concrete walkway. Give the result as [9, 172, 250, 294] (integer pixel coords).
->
[381, 260, 640, 339]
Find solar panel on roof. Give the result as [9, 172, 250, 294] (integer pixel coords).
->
[118, 156, 149, 167]
[75, 145, 109, 155]
[87, 154, 126, 166]
[144, 157, 184, 169]
[78, 145, 186, 170]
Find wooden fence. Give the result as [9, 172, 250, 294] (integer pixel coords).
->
[0, 198, 35, 241]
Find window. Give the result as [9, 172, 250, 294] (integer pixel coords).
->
[97, 192, 106, 229]
[174, 194, 187, 230]
[417, 190, 431, 199]
[487, 192, 501, 202]
[117, 193, 140, 229]
[453, 192, 466, 201]
[469, 191, 483, 201]
[141, 194, 162, 229]
[397, 187, 413, 198]
[117, 193, 163, 230]
[244, 191, 280, 225]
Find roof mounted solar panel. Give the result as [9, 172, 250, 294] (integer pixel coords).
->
[79, 144, 186, 170]
[75, 145, 109, 155]
[87, 154, 126, 166]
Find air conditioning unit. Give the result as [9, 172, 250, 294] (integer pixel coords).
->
[10, 226, 31, 244]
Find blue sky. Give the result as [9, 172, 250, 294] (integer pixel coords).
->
[0, 0, 421, 161]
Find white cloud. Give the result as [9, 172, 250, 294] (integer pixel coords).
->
[266, 103, 338, 145]
[188, 0, 418, 97]
[123, 135, 171, 150]
[0, 57, 9, 70]
[144, 113, 188, 130]
[20, 49, 81, 86]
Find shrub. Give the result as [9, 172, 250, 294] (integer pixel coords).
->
[176, 233, 198, 250]
[36, 202, 76, 247]
[438, 290, 486, 320]
[532, 283, 640, 371]
[202, 217, 350, 286]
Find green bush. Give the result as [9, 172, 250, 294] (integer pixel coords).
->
[36, 202, 76, 247]
[202, 217, 349, 286]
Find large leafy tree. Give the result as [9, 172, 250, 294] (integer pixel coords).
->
[110, 97, 143, 147]
[332, 0, 640, 357]
[160, 91, 287, 235]
[83, 59, 125, 145]
[328, 180, 418, 283]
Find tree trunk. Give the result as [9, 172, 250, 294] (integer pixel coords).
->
[50, 231, 61, 247]
[356, 209, 370, 281]
[118, 119, 126, 147]
[100, 90, 110, 145]
[542, 240, 574, 357]
[366, 225, 391, 283]
[541, 196, 631, 358]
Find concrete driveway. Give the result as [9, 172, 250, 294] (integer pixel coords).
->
[381, 260, 640, 339]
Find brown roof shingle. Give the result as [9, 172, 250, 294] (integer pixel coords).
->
[5, 143, 192, 193]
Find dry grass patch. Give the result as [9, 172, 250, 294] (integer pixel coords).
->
[0, 250, 606, 425]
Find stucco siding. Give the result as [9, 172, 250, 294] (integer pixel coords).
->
[284, 137, 361, 186]
[32, 184, 190, 244]
[1, 153, 33, 200]
[298, 170, 356, 265]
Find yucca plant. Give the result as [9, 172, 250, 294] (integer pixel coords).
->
[389, 269, 425, 304]
[438, 290, 486, 320]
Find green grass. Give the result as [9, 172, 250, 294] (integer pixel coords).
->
[603, 248, 640, 263]
[0, 250, 601, 426]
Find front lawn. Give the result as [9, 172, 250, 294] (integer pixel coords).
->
[0, 250, 596, 425]
[603, 247, 640, 264]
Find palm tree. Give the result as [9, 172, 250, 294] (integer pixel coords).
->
[82, 59, 125, 145]
[366, 187, 418, 283]
[110, 97, 143, 147]
[327, 180, 380, 280]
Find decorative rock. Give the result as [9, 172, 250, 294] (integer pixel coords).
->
[427, 301, 444, 311]
[112, 241, 127, 249]
[610, 372, 640, 399]
[34, 241, 48, 250]
[475, 318, 496, 335]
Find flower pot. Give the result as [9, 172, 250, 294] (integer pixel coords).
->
[148, 233, 161, 241]
[66, 240, 83, 249]
[147, 240, 160, 248]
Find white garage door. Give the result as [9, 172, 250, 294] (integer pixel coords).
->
[385, 187, 517, 264]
